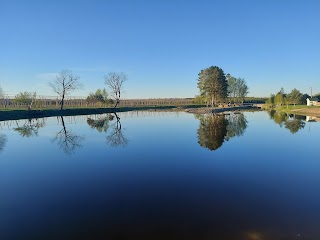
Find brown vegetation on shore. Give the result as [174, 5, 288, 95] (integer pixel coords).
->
[290, 107, 320, 117]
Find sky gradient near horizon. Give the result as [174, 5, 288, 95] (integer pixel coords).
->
[1, 0, 320, 98]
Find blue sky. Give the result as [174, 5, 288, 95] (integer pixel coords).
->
[0, 0, 319, 98]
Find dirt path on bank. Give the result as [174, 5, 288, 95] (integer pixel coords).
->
[289, 108, 320, 117]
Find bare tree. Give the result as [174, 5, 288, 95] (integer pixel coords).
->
[49, 69, 82, 110]
[0, 85, 4, 99]
[0, 85, 9, 108]
[104, 72, 127, 108]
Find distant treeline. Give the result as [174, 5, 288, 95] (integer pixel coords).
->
[265, 88, 319, 107]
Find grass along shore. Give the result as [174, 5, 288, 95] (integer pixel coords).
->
[2, 104, 318, 122]
[263, 105, 320, 117]
[0, 104, 261, 121]
[0, 105, 205, 121]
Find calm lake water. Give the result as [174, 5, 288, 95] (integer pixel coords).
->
[0, 111, 320, 240]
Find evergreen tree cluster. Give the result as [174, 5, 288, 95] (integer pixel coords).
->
[197, 66, 249, 106]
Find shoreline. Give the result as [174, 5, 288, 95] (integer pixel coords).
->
[286, 108, 320, 117]
[0, 105, 260, 121]
[264, 106, 320, 118]
[184, 105, 259, 114]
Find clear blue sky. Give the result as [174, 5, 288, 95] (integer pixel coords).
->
[1, 0, 319, 98]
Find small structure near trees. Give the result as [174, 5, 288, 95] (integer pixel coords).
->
[307, 97, 320, 106]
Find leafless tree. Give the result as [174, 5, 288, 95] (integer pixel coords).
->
[52, 116, 84, 155]
[49, 69, 82, 110]
[104, 72, 127, 108]
[0, 85, 4, 99]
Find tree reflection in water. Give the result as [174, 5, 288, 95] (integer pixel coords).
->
[197, 112, 247, 151]
[87, 113, 127, 147]
[197, 114, 227, 151]
[225, 113, 248, 140]
[106, 113, 128, 147]
[87, 114, 114, 133]
[13, 118, 45, 137]
[0, 133, 7, 152]
[52, 116, 84, 155]
[268, 110, 305, 134]
[284, 118, 306, 134]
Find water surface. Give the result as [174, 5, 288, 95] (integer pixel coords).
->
[0, 111, 319, 240]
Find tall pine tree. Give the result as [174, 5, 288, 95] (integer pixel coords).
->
[198, 66, 228, 106]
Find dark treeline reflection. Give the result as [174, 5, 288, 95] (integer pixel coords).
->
[52, 116, 84, 155]
[268, 110, 306, 134]
[87, 113, 127, 147]
[13, 118, 46, 137]
[197, 113, 247, 151]
[0, 133, 7, 152]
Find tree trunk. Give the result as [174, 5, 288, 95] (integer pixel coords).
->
[61, 93, 65, 110]
[114, 99, 119, 108]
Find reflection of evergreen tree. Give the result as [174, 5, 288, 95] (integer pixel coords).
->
[197, 113, 248, 151]
[225, 113, 248, 140]
[285, 119, 305, 134]
[87, 114, 113, 133]
[14, 118, 45, 137]
[197, 114, 227, 151]
[52, 116, 84, 155]
[0, 133, 7, 152]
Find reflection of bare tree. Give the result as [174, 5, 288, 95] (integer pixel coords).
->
[87, 114, 114, 133]
[0, 133, 7, 152]
[106, 113, 128, 147]
[52, 116, 84, 155]
[14, 118, 45, 137]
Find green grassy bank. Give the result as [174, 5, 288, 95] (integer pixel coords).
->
[0, 105, 206, 121]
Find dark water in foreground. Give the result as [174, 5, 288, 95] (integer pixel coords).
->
[0, 111, 320, 240]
